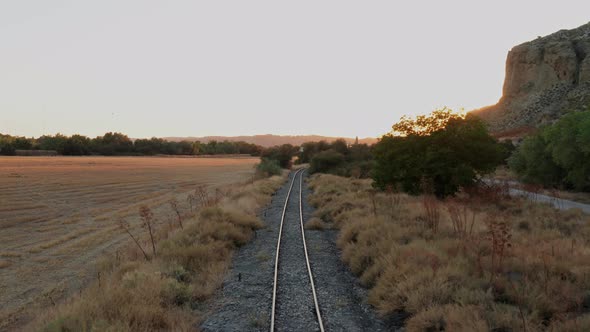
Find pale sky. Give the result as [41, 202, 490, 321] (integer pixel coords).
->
[1, 1, 589, 139]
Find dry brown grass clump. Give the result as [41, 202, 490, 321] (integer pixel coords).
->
[308, 174, 590, 331]
[29, 174, 285, 332]
[0, 259, 12, 268]
[305, 217, 328, 230]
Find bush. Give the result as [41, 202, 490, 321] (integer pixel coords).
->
[261, 144, 298, 168]
[0, 142, 16, 155]
[309, 149, 345, 174]
[373, 109, 504, 198]
[509, 110, 590, 191]
[255, 158, 283, 178]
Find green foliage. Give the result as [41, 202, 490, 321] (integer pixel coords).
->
[12, 137, 33, 150]
[61, 135, 91, 155]
[373, 110, 504, 198]
[37, 134, 67, 151]
[298, 140, 331, 163]
[93, 132, 134, 155]
[261, 144, 298, 168]
[255, 158, 283, 177]
[509, 111, 590, 191]
[392, 107, 463, 136]
[0, 141, 16, 155]
[309, 149, 345, 174]
[303, 139, 374, 177]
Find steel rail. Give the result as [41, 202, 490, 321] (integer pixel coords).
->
[270, 168, 303, 332]
[298, 169, 325, 332]
[270, 168, 324, 332]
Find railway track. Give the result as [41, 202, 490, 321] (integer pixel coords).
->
[270, 169, 325, 332]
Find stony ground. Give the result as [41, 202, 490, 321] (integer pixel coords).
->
[201, 171, 388, 331]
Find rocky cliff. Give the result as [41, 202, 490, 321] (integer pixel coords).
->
[473, 22, 590, 134]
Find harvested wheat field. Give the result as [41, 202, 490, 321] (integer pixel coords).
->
[0, 156, 258, 329]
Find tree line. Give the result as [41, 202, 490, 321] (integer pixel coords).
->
[0, 132, 263, 156]
[302, 107, 590, 197]
[301, 108, 512, 198]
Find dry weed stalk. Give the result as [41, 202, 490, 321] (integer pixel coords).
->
[169, 198, 184, 229]
[186, 192, 196, 212]
[118, 219, 149, 261]
[508, 278, 528, 332]
[386, 185, 402, 221]
[368, 189, 378, 217]
[422, 195, 440, 233]
[470, 235, 485, 277]
[139, 205, 157, 257]
[195, 185, 216, 207]
[446, 201, 477, 238]
[485, 214, 511, 279]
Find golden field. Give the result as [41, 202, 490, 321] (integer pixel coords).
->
[0, 156, 259, 329]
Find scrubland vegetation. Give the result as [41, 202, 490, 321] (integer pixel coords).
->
[28, 172, 285, 331]
[309, 174, 590, 331]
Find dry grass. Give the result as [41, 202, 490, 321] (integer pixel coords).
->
[26, 173, 286, 331]
[0, 156, 259, 330]
[308, 174, 590, 331]
[305, 217, 328, 230]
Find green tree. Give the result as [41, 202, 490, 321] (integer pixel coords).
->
[13, 137, 33, 150]
[509, 111, 590, 191]
[0, 141, 16, 155]
[61, 135, 91, 155]
[92, 132, 134, 155]
[373, 109, 504, 198]
[37, 134, 68, 151]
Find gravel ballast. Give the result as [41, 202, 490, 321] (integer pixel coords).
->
[201, 171, 387, 331]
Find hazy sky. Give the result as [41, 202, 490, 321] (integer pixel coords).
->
[1, 1, 589, 138]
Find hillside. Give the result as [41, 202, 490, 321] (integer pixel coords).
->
[473, 22, 590, 136]
[163, 134, 378, 147]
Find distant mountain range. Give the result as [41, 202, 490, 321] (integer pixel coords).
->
[163, 134, 379, 147]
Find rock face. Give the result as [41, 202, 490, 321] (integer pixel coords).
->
[474, 22, 590, 134]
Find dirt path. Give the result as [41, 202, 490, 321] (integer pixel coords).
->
[485, 178, 590, 213]
[201, 171, 386, 331]
[509, 188, 590, 213]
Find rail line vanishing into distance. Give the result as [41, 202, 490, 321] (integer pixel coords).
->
[270, 169, 325, 332]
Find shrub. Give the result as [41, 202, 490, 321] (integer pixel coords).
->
[255, 158, 283, 178]
[373, 108, 504, 198]
[509, 110, 590, 191]
[0, 142, 16, 155]
[261, 144, 298, 168]
[309, 149, 345, 174]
